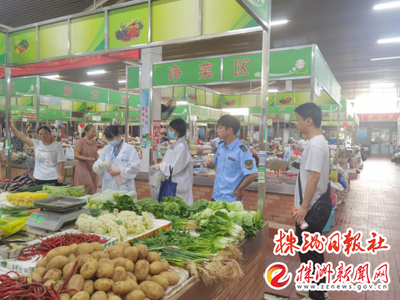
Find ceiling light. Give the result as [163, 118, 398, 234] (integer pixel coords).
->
[371, 56, 400, 61]
[373, 1, 400, 10]
[377, 37, 400, 44]
[177, 101, 188, 105]
[222, 108, 249, 116]
[118, 79, 126, 83]
[43, 74, 59, 79]
[87, 69, 106, 75]
[370, 82, 395, 88]
[269, 89, 278, 93]
[80, 81, 95, 86]
[271, 20, 288, 26]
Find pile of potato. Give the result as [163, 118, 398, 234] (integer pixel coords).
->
[30, 241, 181, 300]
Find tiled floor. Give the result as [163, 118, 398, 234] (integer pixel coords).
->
[264, 156, 400, 300]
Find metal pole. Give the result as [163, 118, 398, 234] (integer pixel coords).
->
[125, 66, 129, 143]
[258, 30, 270, 221]
[336, 104, 340, 162]
[5, 67, 11, 179]
[36, 76, 40, 130]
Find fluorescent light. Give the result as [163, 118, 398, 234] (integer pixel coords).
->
[222, 108, 249, 116]
[118, 79, 126, 83]
[269, 89, 278, 93]
[370, 82, 395, 88]
[271, 19, 288, 26]
[43, 74, 59, 79]
[87, 69, 106, 75]
[377, 37, 400, 44]
[373, 1, 400, 10]
[177, 101, 188, 105]
[80, 81, 95, 86]
[371, 56, 400, 61]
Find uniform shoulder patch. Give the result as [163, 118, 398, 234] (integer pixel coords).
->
[239, 145, 248, 152]
[245, 159, 253, 170]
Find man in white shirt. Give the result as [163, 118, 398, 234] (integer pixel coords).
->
[293, 103, 330, 300]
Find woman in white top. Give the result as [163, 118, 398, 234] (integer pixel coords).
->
[93, 125, 140, 192]
[10, 121, 66, 185]
[151, 119, 193, 205]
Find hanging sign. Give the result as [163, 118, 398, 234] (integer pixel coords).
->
[236, 0, 270, 30]
[152, 120, 161, 151]
[140, 89, 150, 141]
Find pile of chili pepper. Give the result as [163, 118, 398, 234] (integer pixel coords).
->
[0, 261, 79, 299]
[17, 233, 110, 261]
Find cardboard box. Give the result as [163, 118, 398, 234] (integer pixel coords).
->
[64, 166, 75, 177]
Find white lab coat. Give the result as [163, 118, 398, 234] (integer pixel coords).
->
[93, 141, 140, 192]
[160, 138, 193, 205]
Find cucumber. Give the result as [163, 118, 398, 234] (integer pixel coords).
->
[20, 183, 55, 192]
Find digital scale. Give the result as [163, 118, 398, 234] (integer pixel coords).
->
[25, 196, 90, 232]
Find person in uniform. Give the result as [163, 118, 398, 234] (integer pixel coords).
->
[212, 115, 258, 202]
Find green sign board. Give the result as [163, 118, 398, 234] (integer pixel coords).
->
[127, 67, 140, 90]
[190, 105, 222, 119]
[270, 47, 312, 79]
[0, 77, 37, 97]
[223, 53, 261, 82]
[153, 57, 222, 87]
[236, 0, 270, 30]
[71, 14, 105, 54]
[40, 78, 109, 104]
[0, 32, 5, 64]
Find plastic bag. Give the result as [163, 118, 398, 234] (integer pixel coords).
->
[0, 216, 29, 238]
[65, 147, 74, 160]
[148, 168, 165, 200]
[331, 181, 344, 192]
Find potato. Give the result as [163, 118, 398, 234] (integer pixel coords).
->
[112, 266, 127, 282]
[139, 281, 164, 300]
[134, 260, 149, 281]
[97, 258, 114, 278]
[60, 293, 71, 300]
[94, 278, 114, 292]
[145, 274, 152, 281]
[92, 251, 109, 261]
[76, 243, 94, 256]
[47, 246, 73, 261]
[107, 246, 124, 260]
[44, 269, 62, 281]
[70, 244, 78, 254]
[159, 259, 169, 272]
[91, 242, 104, 252]
[71, 291, 90, 300]
[33, 266, 46, 277]
[108, 296, 122, 300]
[81, 259, 99, 279]
[78, 254, 93, 269]
[63, 262, 78, 279]
[31, 272, 42, 282]
[68, 253, 77, 263]
[149, 262, 164, 276]
[91, 291, 107, 300]
[112, 257, 127, 269]
[125, 290, 145, 300]
[146, 252, 160, 264]
[47, 255, 70, 271]
[125, 260, 134, 273]
[123, 247, 139, 263]
[126, 272, 137, 282]
[44, 279, 56, 287]
[112, 279, 136, 295]
[159, 271, 180, 285]
[150, 275, 169, 291]
[114, 242, 130, 249]
[67, 274, 85, 296]
[36, 257, 48, 269]
[57, 279, 65, 290]
[127, 278, 140, 291]
[83, 280, 94, 295]
[107, 292, 116, 298]
[136, 245, 148, 260]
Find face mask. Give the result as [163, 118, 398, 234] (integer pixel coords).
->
[168, 129, 176, 140]
[109, 139, 119, 147]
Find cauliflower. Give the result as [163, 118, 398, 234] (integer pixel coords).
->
[99, 213, 120, 226]
[117, 211, 142, 234]
[141, 212, 154, 230]
[106, 220, 127, 241]
[89, 218, 107, 235]
[128, 221, 146, 235]
[75, 214, 107, 235]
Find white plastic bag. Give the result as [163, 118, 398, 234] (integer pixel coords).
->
[331, 181, 344, 191]
[148, 169, 165, 200]
[66, 147, 74, 160]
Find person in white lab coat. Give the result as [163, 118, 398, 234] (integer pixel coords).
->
[93, 125, 140, 192]
[151, 119, 193, 205]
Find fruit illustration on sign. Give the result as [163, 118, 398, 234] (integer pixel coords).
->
[188, 93, 197, 100]
[87, 106, 94, 111]
[279, 97, 292, 104]
[115, 19, 144, 42]
[14, 39, 29, 54]
[225, 99, 236, 106]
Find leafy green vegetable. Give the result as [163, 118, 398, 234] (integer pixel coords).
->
[229, 210, 264, 238]
[152, 196, 189, 219]
[138, 197, 158, 214]
[226, 201, 245, 212]
[42, 185, 86, 198]
[103, 194, 142, 214]
[187, 199, 209, 215]
[207, 200, 227, 211]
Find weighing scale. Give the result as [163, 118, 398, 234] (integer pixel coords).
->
[25, 196, 90, 232]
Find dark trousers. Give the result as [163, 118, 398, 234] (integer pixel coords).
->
[35, 179, 63, 186]
[296, 224, 326, 300]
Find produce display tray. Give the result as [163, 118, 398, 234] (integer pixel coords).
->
[123, 219, 172, 243]
[0, 229, 117, 275]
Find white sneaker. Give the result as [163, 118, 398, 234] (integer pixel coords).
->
[296, 291, 330, 300]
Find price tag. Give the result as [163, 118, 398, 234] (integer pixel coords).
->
[147, 139, 152, 148]
[156, 150, 163, 158]
[258, 172, 265, 183]
[259, 151, 266, 167]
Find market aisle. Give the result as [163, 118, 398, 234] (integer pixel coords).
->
[264, 156, 400, 300]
